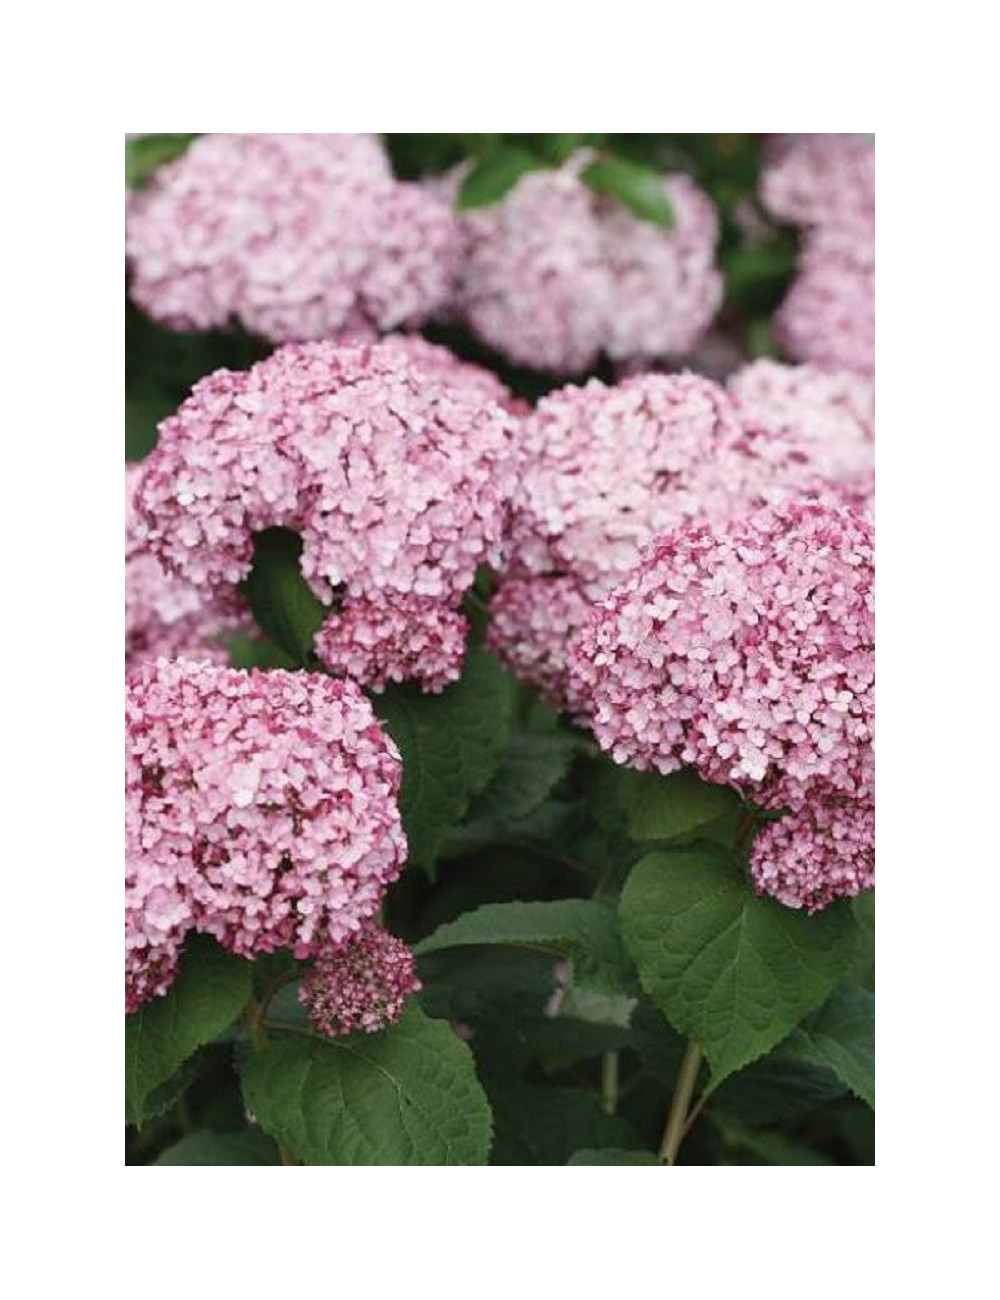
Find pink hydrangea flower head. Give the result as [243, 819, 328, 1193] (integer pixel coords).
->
[487, 374, 749, 706]
[774, 223, 876, 377]
[760, 135, 875, 377]
[125, 660, 407, 1010]
[299, 921, 420, 1037]
[448, 155, 723, 372]
[126, 466, 247, 670]
[569, 499, 874, 813]
[761, 134, 875, 230]
[133, 340, 518, 691]
[125, 133, 460, 342]
[727, 360, 875, 515]
[750, 798, 874, 912]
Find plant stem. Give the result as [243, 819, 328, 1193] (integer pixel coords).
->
[244, 997, 297, 1166]
[659, 1041, 702, 1166]
[601, 1051, 620, 1115]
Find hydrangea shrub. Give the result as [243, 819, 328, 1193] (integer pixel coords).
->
[125, 132, 874, 1168]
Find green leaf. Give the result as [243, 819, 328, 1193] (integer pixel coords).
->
[710, 1049, 846, 1125]
[716, 1122, 835, 1166]
[239, 527, 328, 668]
[153, 1129, 280, 1165]
[456, 147, 546, 210]
[125, 937, 252, 1127]
[567, 1148, 659, 1165]
[416, 898, 637, 1000]
[240, 1006, 492, 1165]
[851, 891, 875, 991]
[126, 134, 200, 189]
[783, 980, 875, 1108]
[581, 157, 674, 227]
[465, 732, 582, 827]
[619, 848, 857, 1083]
[619, 767, 742, 845]
[486, 1082, 642, 1165]
[374, 649, 515, 870]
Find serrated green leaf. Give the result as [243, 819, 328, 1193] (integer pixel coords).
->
[619, 848, 857, 1083]
[374, 649, 515, 870]
[783, 980, 875, 1108]
[456, 148, 546, 210]
[153, 1129, 280, 1165]
[619, 767, 742, 844]
[416, 898, 637, 999]
[567, 1148, 659, 1165]
[126, 937, 252, 1127]
[465, 732, 582, 827]
[581, 157, 674, 227]
[486, 1082, 642, 1165]
[239, 527, 328, 667]
[240, 1006, 492, 1165]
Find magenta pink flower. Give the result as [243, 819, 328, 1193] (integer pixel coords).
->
[125, 660, 407, 1011]
[446, 156, 723, 372]
[568, 499, 873, 907]
[126, 134, 460, 342]
[126, 466, 247, 670]
[299, 921, 420, 1037]
[133, 340, 518, 691]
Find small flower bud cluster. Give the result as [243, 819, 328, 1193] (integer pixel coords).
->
[126, 133, 460, 343]
[125, 660, 406, 1011]
[299, 921, 420, 1037]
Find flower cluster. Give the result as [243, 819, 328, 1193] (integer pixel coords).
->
[488, 371, 874, 707]
[126, 133, 460, 343]
[132, 340, 518, 691]
[445, 156, 723, 373]
[126, 466, 247, 670]
[761, 135, 875, 376]
[125, 660, 406, 1011]
[299, 921, 420, 1037]
[727, 360, 875, 516]
[569, 500, 873, 908]
[750, 798, 874, 913]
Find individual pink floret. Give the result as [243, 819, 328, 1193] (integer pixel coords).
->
[133, 340, 518, 692]
[126, 133, 460, 342]
[125, 660, 407, 1011]
[447, 156, 723, 373]
[299, 921, 421, 1038]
